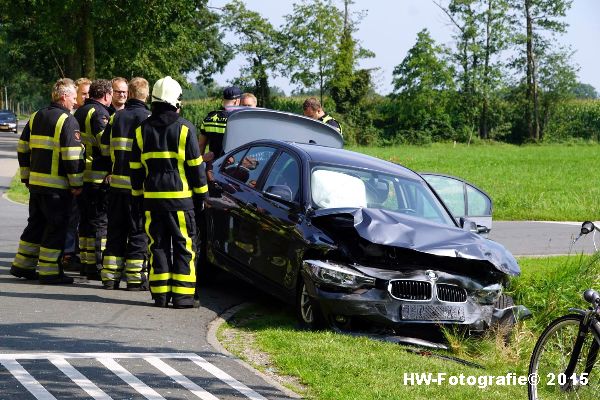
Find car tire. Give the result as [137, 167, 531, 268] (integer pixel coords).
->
[296, 277, 326, 330]
[493, 294, 516, 341]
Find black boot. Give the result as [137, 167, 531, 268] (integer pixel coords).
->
[10, 266, 39, 280]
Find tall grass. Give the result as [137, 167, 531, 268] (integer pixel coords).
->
[350, 143, 600, 221]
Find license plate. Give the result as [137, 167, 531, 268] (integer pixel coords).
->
[401, 304, 465, 322]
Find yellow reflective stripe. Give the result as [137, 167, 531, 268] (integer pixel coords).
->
[177, 210, 195, 281]
[28, 111, 38, 132]
[193, 185, 208, 194]
[30, 135, 57, 149]
[110, 175, 130, 189]
[135, 126, 147, 173]
[67, 173, 83, 187]
[141, 151, 178, 160]
[51, 114, 68, 176]
[178, 126, 189, 192]
[145, 211, 154, 277]
[61, 146, 83, 160]
[39, 247, 61, 259]
[83, 170, 108, 183]
[17, 139, 30, 153]
[85, 108, 95, 140]
[14, 254, 37, 268]
[144, 190, 192, 199]
[172, 274, 196, 283]
[29, 172, 68, 189]
[100, 142, 110, 157]
[171, 286, 196, 295]
[18, 240, 40, 255]
[111, 137, 133, 149]
[149, 273, 171, 281]
[132, 189, 143, 196]
[150, 286, 172, 293]
[130, 161, 143, 169]
[20, 167, 30, 180]
[186, 157, 202, 167]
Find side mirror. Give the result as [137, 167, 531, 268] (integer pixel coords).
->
[264, 185, 293, 203]
[580, 221, 596, 235]
[459, 217, 478, 234]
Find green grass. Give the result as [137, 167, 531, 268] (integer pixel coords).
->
[348, 143, 600, 221]
[218, 255, 600, 400]
[7, 173, 29, 204]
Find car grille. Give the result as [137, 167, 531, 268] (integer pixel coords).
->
[436, 284, 467, 303]
[388, 280, 432, 301]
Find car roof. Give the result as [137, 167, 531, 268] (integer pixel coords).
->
[241, 139, 421, 181]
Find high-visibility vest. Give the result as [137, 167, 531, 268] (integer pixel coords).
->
[17, 103, 84, 192]
[130, 114, 208, 211]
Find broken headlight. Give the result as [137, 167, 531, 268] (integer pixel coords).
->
[472, 283, 502, 304]
[303, 260, 375, 290]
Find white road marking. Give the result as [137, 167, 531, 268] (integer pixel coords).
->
[97, 357, 166, 400]
[189, 355, 268, 400]
[0, 359, 57, 400]
[49, 357, 112, 400]
[0, 353, 269, 400]
[145, 357, 220, 400]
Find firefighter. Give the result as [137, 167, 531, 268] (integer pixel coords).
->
[130, 76, 208, 308]
[74, 79, 113, 280]
[11, 78, 84, 284]
[100, 77, 151, 290]
[198, 86, 241, 171]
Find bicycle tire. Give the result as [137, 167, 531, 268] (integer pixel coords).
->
[528, 314, 599, 400]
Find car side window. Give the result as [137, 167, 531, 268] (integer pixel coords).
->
[263, 152, 301, 202]
[222, 146, 276, 188]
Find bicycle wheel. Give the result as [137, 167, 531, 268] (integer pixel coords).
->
[528, 314, 600, 400]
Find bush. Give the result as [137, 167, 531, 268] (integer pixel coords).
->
[543, 99, 600, 142]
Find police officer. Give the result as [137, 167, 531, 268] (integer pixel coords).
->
[11, 78, 84, 284]
[302, 97, 343, 134]
[198, 86, 242, 165]
[74, 79, 113, 280]
[100, 77, 151, 290]
[130, 76, 208, 308]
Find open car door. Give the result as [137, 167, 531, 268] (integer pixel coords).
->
[421, 173, 493, 235]
[222, 108, 344, 153]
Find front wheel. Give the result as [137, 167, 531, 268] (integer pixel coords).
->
[528, 314, 599, 399]
[296, 277, 325, 330]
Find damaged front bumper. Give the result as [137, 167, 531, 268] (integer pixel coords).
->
[302, 260, 530, 332]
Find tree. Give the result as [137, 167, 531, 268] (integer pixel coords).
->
[436, 0, 511, 139]
[0, 0, 231, 103]
[391, 29, 455, 142]
[221, 0, 281, 107]
[571, 83, 598, 99]
[329, 0, 374, 114]
[281, 0, 344, 103]
[510, 0, 573, 141]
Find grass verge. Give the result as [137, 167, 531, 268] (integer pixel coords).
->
[218, 255, 600, 400]
[7, 173, 29, 204]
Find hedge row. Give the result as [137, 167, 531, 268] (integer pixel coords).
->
[181, 97, 600, 145]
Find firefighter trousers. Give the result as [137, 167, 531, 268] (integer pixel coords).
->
[12, 191, 71, 278]
[78, 183, 108, 274]
[145, 209, 197, 307]
[101, 190, 147, 287]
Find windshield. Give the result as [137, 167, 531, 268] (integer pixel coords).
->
[0, 111, 15, 119]
[310, 165, 455, 226]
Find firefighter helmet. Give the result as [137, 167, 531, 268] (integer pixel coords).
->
[152, 76, 182, 109]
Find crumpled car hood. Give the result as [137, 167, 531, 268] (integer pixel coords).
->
[310, 207, 520, 276]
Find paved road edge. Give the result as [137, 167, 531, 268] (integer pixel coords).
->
[206, 303, 303, 399]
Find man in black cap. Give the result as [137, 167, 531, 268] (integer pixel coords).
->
[198, 86, 241, 168]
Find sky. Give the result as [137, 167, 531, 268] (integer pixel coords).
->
[206, 0, 600, 96]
